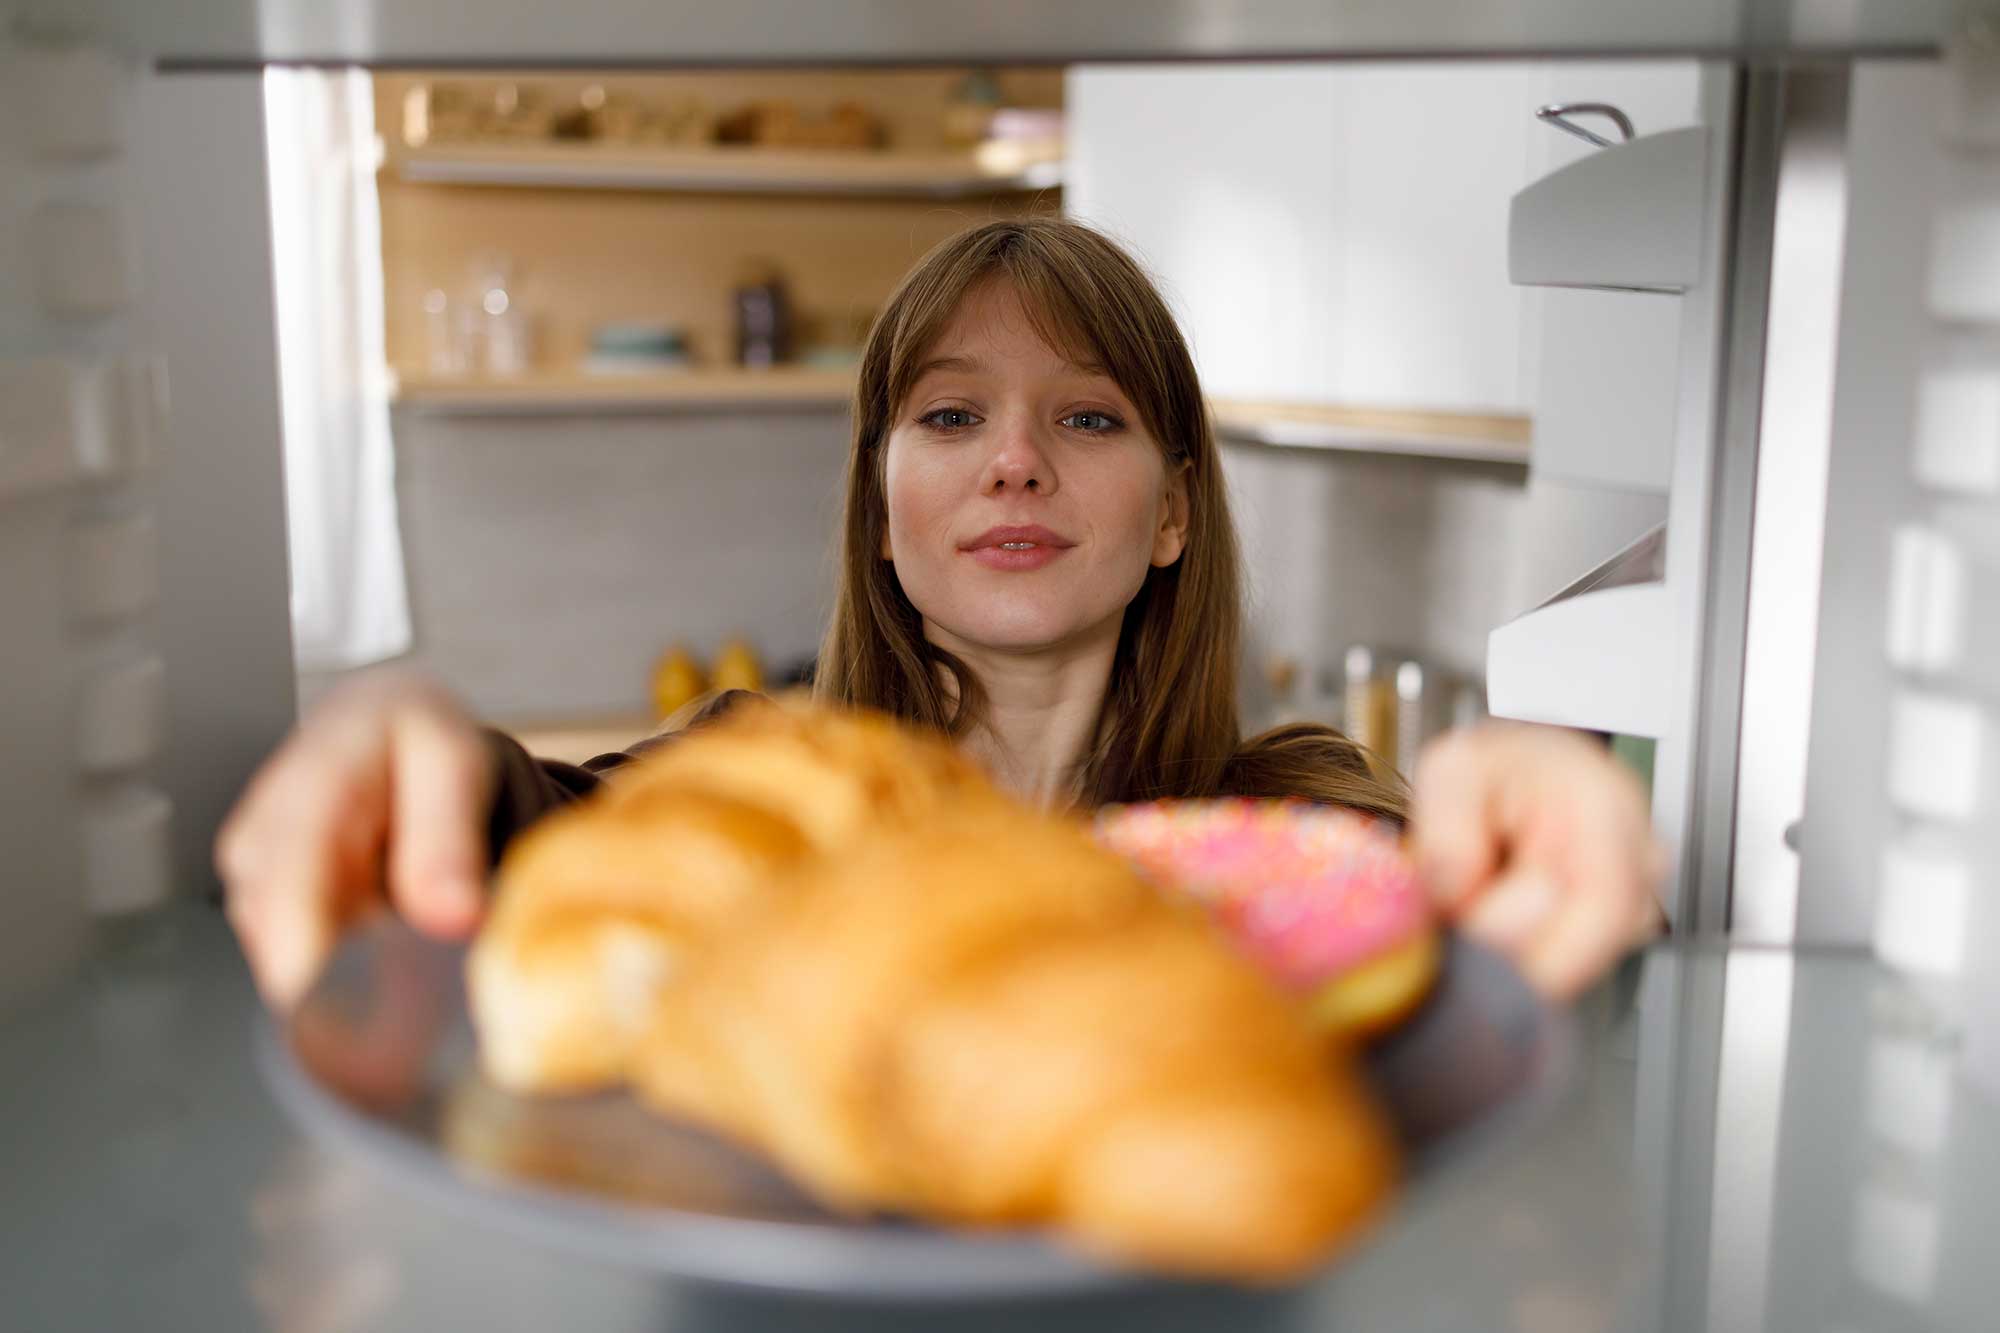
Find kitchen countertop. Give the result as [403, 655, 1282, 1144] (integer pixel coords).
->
[1, 904, 1992, 1331]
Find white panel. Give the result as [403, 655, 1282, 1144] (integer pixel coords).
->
[1864, 1035, 1955, 1158]
[1851, 1178, 1941, 1306]
[1885, 525, 1965, 672]
[68, 510, 159, 622]
[1966, 837, 2000, 1097]
[1927, 199, 2000, 324]
[0, 359, 109, 501]
[4, 46, 132, 159]
[1509, 128, 1709, 292]
[111, 355, 167, 475]
[1884, 690, 1985, 821]
[80, 783, 173, 916]
[77, 653, 166, 774]
[1874, 829, 1971, 978]
[27, 200, 136, 316]
[1532, 288, 1681, 490]
[1485, 583, 1672, 735]
[1944, 36, 2000, 145]
[1910, 366, 2000, 495]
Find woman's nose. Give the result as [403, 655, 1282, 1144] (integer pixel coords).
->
[979, 420, 1057, 496]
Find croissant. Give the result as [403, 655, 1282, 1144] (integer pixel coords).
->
[470, 698, 993, 1092]
[631, 806, 1399, 1279]
[469, 786, 812, 1092]
[472, 700, 1400, 1278]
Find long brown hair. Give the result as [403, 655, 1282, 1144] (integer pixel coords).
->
[814, 218, 1407, 823]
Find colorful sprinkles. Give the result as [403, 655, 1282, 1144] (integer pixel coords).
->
[1094, 798, 1430, 993]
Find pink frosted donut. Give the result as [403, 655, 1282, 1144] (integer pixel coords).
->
[1094, 799, 1439, 1038]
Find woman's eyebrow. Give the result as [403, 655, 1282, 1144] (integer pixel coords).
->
[914, 354, 983, 378]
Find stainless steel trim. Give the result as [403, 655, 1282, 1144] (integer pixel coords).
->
[1648, 64, 1744, 929]
[1724, 69, 1852, 944]
[1682, 67, 1784, 936]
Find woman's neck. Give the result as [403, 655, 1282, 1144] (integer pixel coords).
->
[925, 616, 1120, 808]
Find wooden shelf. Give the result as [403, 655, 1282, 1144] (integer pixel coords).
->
[392, 376, 1535, 460]
[390, 366, 857, 415]
[1211, 399, 1533, 468]
[392, 142, 1064, 198]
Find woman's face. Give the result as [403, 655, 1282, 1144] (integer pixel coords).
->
[880, 281, 1190, 656]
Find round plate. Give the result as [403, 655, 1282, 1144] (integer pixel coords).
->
[259, 917, 1574, 1300]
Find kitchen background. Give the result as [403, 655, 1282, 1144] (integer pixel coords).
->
[286, 59, 1697, 774]
[5, 10, 1998, 1328]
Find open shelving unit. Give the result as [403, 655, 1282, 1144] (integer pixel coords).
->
[1210, 399, 1532, 468]
[393, 141, 1064, 197]
[371, 69, 1068, 379]
[390, 366, 857, 414]
[392, 371, 1539, 470]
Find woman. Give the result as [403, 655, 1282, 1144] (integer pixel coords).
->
[221, 218, 1660, 1011]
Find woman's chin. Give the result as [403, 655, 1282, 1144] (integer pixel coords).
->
[930, 607, 1107, 658]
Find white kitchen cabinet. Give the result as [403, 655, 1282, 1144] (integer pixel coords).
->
[1065, 62, 1544, 414]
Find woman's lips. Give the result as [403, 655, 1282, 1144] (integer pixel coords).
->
[962, 525, 1076, 572]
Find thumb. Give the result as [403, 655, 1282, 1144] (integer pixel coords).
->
[1409, 731, 1502, 913]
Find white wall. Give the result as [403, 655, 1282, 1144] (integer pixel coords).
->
[384, 407, 847, 721]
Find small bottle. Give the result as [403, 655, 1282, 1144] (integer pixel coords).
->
[651, 645, 706, 722]
[710, 638, 765, 694]
[734, 260, 791, 368]
[423, 288, 469, 375]
[472, 255, 530, 377]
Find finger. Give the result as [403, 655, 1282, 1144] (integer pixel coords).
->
[387, 707, 493, 939]
[1456, 865, 1562, 958]
[228, 761, 386, 1008]
[1409, 731, 1503, 912]
[1515, 812, 1653, 1000]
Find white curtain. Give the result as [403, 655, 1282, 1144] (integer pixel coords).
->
[262, 69, 411, 672]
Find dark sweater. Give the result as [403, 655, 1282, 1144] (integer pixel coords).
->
[480, 689, 763, 866]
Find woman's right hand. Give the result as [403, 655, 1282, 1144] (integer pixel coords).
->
[216, 670, 495, 1010]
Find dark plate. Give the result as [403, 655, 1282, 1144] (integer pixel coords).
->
[258, 917, 1574, 1300]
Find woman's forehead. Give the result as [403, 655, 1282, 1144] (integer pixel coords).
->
[921, 279, 1106, 377]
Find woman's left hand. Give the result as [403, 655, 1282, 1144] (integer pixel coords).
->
[1410, 723, 1666, 1000]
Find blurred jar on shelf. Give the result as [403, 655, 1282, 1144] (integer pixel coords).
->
[464, 254, 534, 377]
[482, 82, 549, 140]
[715, 100, 882, 150]
[734, 260, 792, 368]
[584, 321, 692, 377]
[1343, 645, 1485, 781]
[421, 289, 469, 376]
